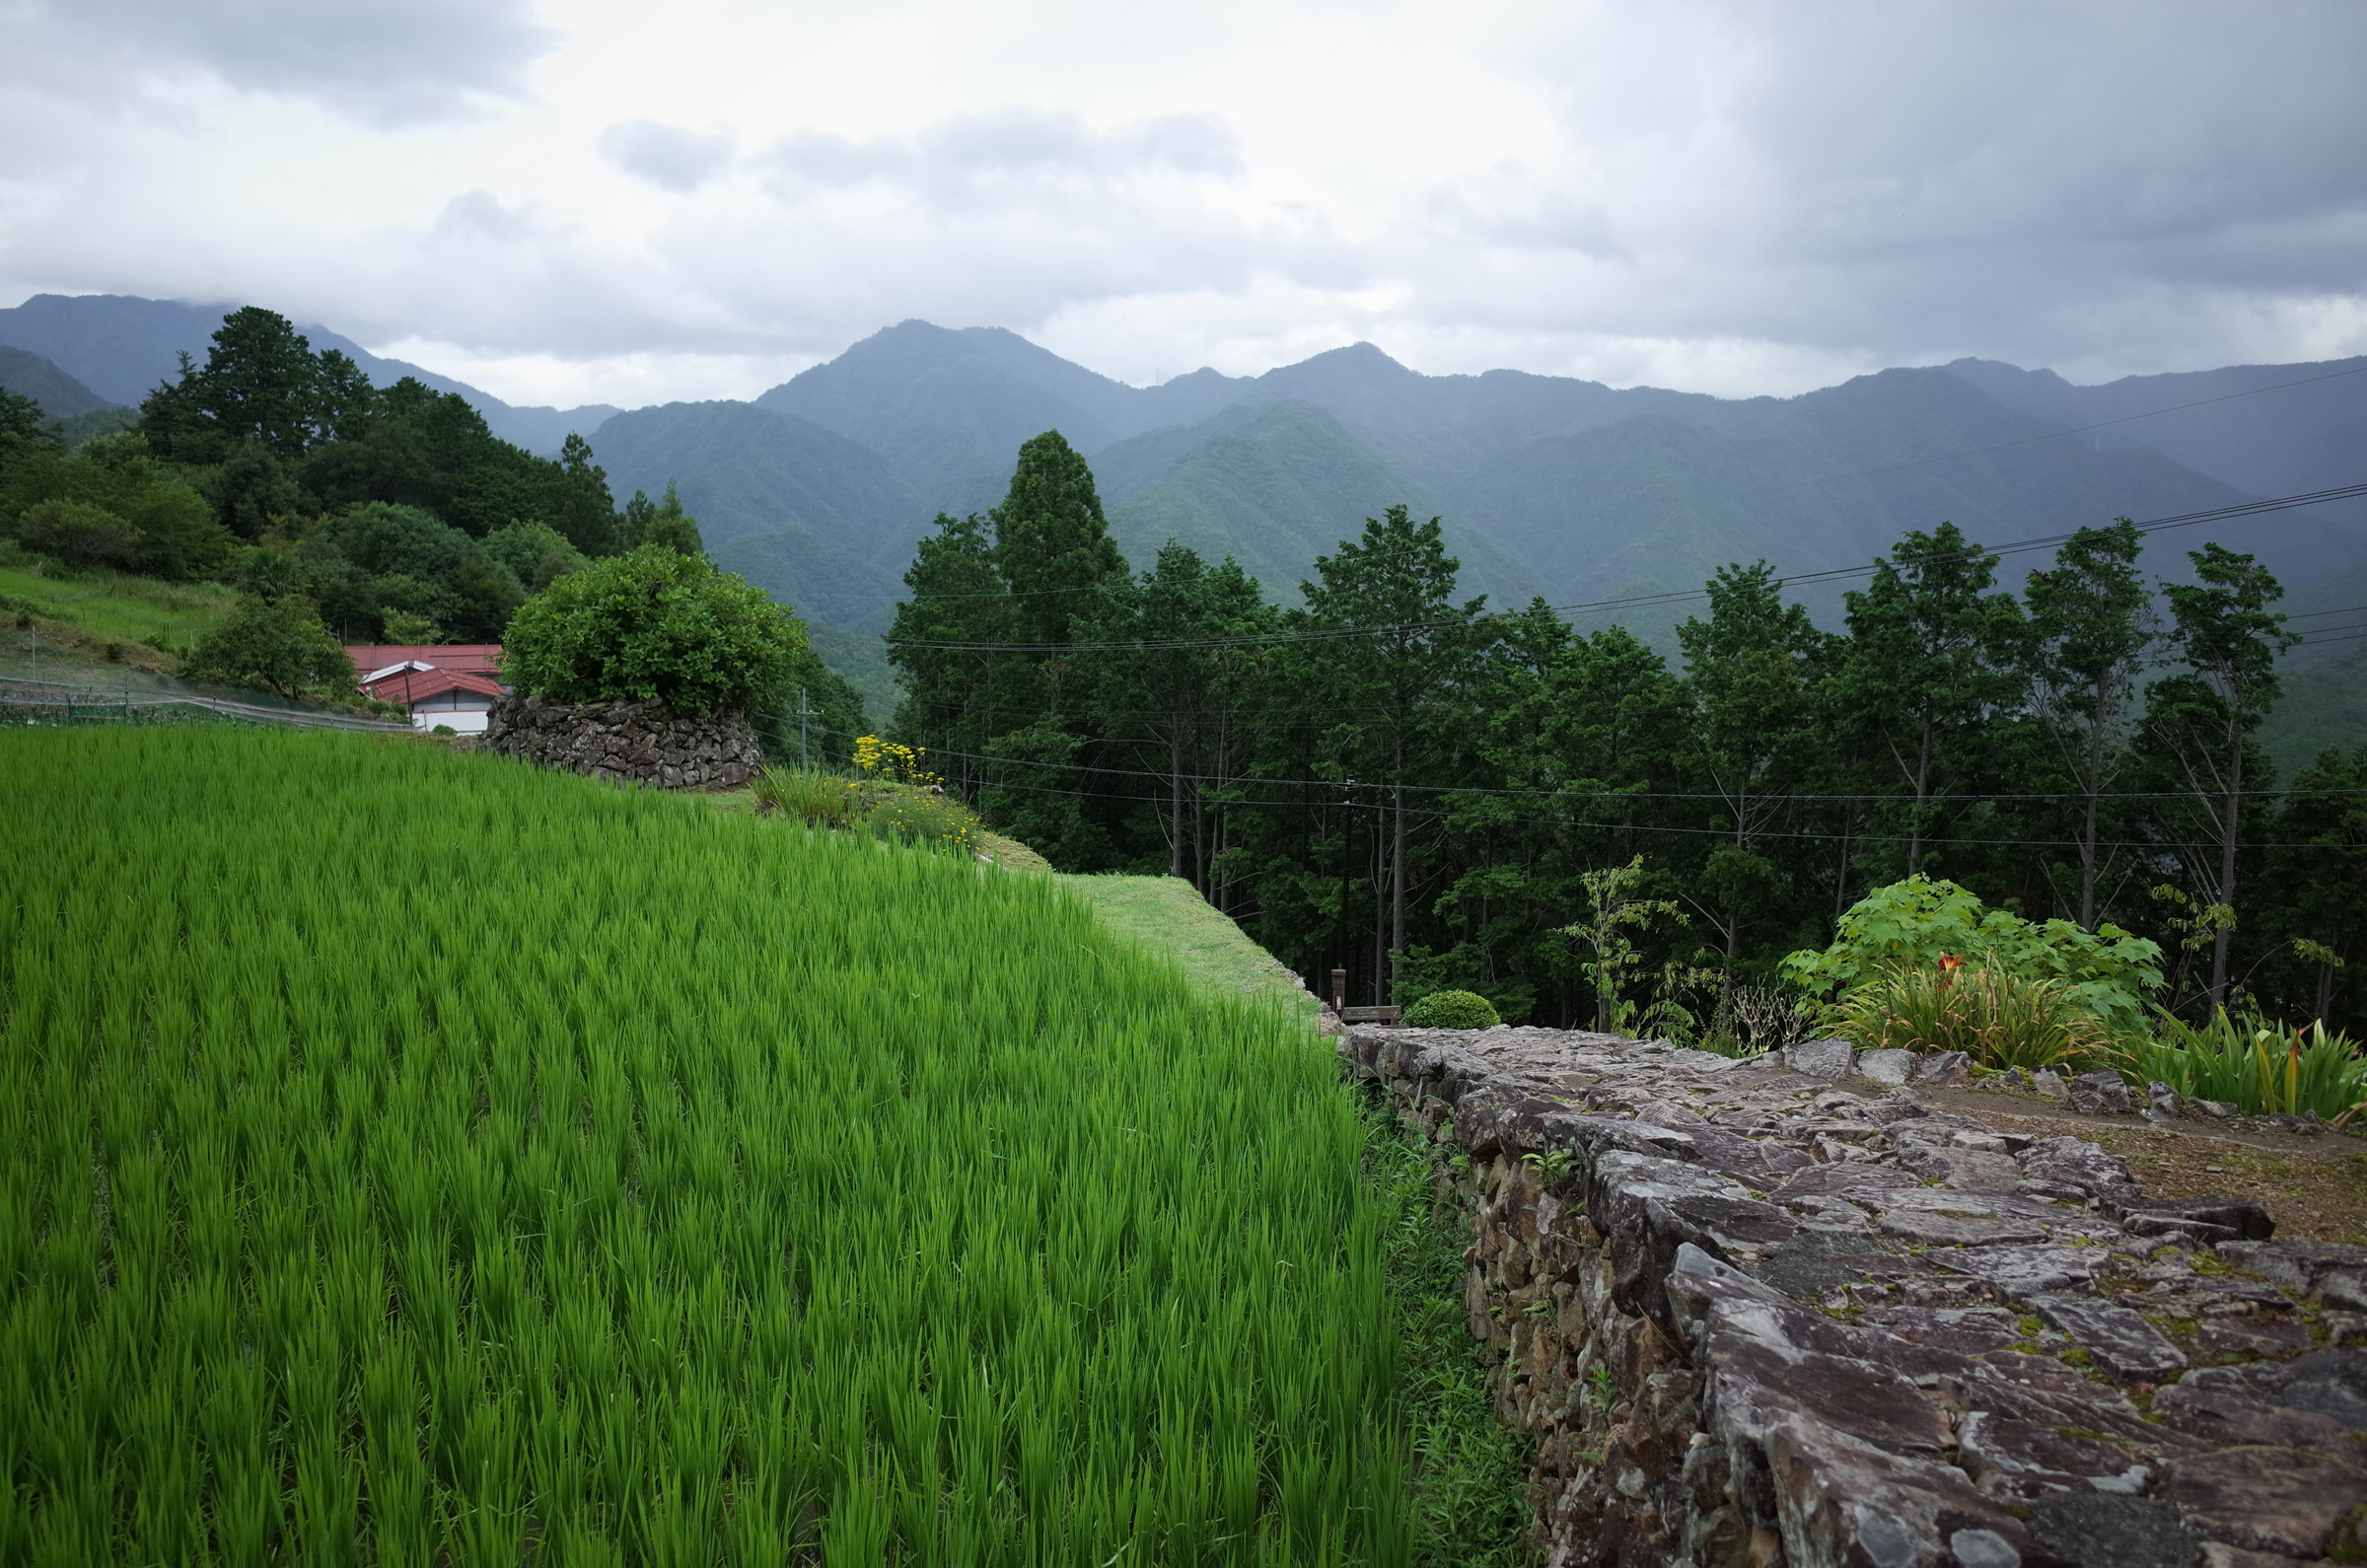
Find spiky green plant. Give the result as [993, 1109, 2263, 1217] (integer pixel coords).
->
[2118, 1011, 2367, 1120]
[749, 763, 860, 826]
[1829, 955, 2116, 1071]
[0, 728, 1416, 1564]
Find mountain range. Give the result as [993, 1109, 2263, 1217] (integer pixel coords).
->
[6, 293, 2365, 756]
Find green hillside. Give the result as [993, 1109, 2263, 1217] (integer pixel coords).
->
[1105, 401, 1536, 603]
[0, 345, 117, 420]
[1, 727, 1417, 1562]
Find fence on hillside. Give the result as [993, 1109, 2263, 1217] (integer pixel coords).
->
[0, 677, 411, 734]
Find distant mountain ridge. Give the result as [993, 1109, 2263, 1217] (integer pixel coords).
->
[0, 294, 618, 457]
[9, 296, 2366, 690]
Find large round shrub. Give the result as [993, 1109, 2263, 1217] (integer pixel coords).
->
[1401, 989, 1501, 1030]
[500, 545, 806, 717]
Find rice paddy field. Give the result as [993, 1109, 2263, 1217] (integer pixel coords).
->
[0, 728, 1414, 1564]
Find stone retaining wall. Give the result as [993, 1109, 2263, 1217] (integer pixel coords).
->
[483, 693, 764, 789]
[1343, 1024, 2367, 1567]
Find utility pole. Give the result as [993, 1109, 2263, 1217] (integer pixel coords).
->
[796, 685, 814, 767]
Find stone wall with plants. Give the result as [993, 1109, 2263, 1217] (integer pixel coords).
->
[1347, 1022, 2367, 1568]
[484, 692, 763, 788]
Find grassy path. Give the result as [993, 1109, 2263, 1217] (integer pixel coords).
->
[1054, 875, 1320, 1021]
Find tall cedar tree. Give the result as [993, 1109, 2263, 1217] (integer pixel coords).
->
[1075, 544, 1275, 887]
[1294, 506, 1488, 991]
[2142, 543, 2298, 1008]
[1838, 523, 2027, 874]
[1678, 562, 1837, 966]
[2023, 520, 2156, 927]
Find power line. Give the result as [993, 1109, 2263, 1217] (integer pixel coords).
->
[884, 482, 2367, 653]
[778, 729, 2362, 854]
[765, 721, 2367, 806]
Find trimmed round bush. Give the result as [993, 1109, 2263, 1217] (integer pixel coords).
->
[1401, 989, 1500, 1030]
[500, 545, 805, 718]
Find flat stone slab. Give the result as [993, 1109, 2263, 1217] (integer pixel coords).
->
[2030, 1294, 2188, 1382]
[1782, 1037, 1855, 1080]
[1924, 1243, 2111, 1298]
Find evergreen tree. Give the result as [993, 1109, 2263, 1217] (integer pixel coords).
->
[1678, 561, 1837, 968]
[992, 430, 1128, 653]
[2023, 519, 2156, 927]
[2140, 542, 2298, 1009]
[1077, 544, 1274, 889]
[1837, 523, 2027, 874]
[1295, 506, 1488, 991]
[139, 308, 323, 463]
[888, 512, 1014, 797]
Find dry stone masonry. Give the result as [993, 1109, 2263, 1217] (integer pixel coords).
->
[483, 693, 764, 789]
[1342, 1024, 2367, 1567]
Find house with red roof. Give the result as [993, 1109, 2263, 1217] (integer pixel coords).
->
[344, 644, 506, 734]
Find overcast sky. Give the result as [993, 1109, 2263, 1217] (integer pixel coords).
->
[3, 0, 2363, 409]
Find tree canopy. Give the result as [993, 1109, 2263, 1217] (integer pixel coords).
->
[501, 545, 809, 717]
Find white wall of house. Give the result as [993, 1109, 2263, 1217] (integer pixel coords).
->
[407, 692, 493, 735]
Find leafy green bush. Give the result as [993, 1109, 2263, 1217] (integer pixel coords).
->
[1830, 956, 2114, 1071]
[2119, 1012, 2367, 1120]
[500, 545, 805, 717]
[1781, 876, 2162, 1037]
[181, 597, 359, 701]
[1402, 989, 1501, 1030]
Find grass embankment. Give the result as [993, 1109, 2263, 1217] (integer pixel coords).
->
[0, 560, 237, 674]
[1057, 875, 1320, 1020]
[1049, 874, 1528, 1564]
[0, 729, 1411, 1563]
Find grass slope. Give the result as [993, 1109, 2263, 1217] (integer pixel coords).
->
[0, 730, 1413, 1564]
[1056, 875, 1319, 1020]
[0, 561, 238, 665]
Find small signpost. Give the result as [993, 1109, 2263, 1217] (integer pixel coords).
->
[1328, 965, 1401, 1024]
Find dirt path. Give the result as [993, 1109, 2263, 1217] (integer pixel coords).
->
[1917, 1081, 2367, 1245]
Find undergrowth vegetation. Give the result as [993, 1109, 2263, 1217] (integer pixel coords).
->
[0, 728, 1413, 1563]
[1361, 1105, 1530, 1567]
[2120, 1013, 2367, 1120]
[752, 761, 985, 855]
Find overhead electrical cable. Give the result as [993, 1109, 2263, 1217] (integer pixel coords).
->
[884, 481, 2367, 653]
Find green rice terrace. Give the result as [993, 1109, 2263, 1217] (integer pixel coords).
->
[0, 727, 1509, 1565]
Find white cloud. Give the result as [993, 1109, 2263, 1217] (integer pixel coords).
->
[2, 0, 2363, 405]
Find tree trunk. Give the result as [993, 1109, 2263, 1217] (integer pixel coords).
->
[1169, 736, 1183, 881]
[2209, 740, 2244, 1010]
[2078, 675, 2109, 929]
[1908, 719, 1935, 872]
[1392, 783, 1406, 995]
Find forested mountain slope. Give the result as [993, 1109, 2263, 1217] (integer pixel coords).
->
[0, 346, 115, 419]
[586, 399, 922, 628]
[0, 294, 617, 457]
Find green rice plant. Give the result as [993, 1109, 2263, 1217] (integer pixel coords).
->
[1829, 955, 2116, 1071]
[2117, 1011, 2367, 1120]
[0, 728, 1418, 1565]
[749, 763, 860, 826]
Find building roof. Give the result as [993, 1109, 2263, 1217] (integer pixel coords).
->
[343, 644, 502, 677]
[360, 666, 504, 705]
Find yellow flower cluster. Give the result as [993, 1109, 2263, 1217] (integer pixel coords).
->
[853, 735, 942, 787]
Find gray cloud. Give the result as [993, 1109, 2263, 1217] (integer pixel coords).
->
[601, 122, 736, 193]
[759, 108, 1244, 205]
[4, 0, 553, 123]
[4, 2, 2364, 403]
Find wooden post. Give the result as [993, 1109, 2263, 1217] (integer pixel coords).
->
[1330, 967, 1347, 1012]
